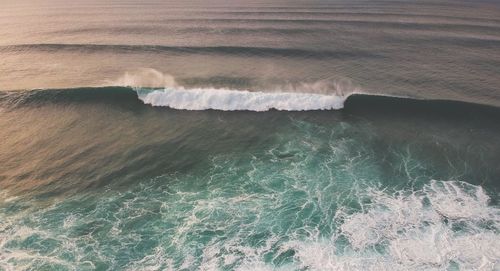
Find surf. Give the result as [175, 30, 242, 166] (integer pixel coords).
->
[136, 87, 347, 111]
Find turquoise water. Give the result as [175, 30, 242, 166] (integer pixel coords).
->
[1, 89, 499, 270]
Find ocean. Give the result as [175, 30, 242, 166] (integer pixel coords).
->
[0, 0, 499, 270]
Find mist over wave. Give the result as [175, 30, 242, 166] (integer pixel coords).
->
[109, 68, 355, 111]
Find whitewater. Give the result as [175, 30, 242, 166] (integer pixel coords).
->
[137, 87, 347, 111]
[115, 68, 352, 111]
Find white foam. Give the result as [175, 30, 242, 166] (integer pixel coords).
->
[2, 177, 498, 270]
[286, 180, 500, 271]
[108, 68, 355, 111]
[230, 181, 500, 271]
[137, 87, 347, 111]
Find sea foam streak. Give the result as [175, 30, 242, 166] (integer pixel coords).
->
[282, 181, 500, 271]
[226, 181, 500, 271]
[137, 87, 347, 111]
[119, 180, 499, 271]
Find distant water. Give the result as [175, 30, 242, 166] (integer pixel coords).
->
[2, 0, 500, 106]
[1, 1, 500, 270]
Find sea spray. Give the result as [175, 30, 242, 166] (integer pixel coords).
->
[110, 69, 356, 111]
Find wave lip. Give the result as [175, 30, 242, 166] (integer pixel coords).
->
[137, 87, 347, 111]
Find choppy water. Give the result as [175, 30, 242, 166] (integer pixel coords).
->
[1, 0, 500, 270]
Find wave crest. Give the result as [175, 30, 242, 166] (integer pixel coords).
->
[111, 68, 352, 111]
[137, 87, 347, 111]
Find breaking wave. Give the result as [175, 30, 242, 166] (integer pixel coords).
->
[3, 68, 500, 113]
[107, 68, 351, 111]
[136, 87, 347, 111]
